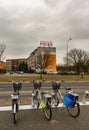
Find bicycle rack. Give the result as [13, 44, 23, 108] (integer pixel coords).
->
[31, 81, 41, 107]
[31, 92, 52, 107]
[82, 91, 89, 104]
[31, 93, 35, 107]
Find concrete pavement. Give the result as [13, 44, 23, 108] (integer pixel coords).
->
[0, 104, 89, 130]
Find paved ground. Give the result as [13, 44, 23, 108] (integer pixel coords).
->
[0, 105, 89, 130]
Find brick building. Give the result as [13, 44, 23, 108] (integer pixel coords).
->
[6, 58, 27, 72]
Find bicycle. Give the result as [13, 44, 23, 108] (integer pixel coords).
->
[32, 80, 52, 120]
[11, 82, 22, 124]
[51, 81, 80, 117]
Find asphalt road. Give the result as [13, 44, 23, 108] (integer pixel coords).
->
[0, 81, 89, 99]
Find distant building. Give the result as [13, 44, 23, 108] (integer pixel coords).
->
[0, 61, 5, 69]
[27, 41, 56, 72]
[6, 58, 27, 72]
[6, 41, 56, 73]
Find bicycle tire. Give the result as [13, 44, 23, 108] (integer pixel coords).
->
[13, 113, 17, 124]
[16, 103, 19, 112]
[13, 104, 17, 124]
[67, 102, 80, 117]
[43, 107, 52, 120]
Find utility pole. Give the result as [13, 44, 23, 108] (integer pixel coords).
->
[67, 38, 72, 71]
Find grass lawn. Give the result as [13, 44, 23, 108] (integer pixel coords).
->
[0, 74, 89, 82]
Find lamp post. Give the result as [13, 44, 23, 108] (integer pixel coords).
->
[67, 38, 72, 71]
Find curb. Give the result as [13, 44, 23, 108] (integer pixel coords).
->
[0, 101, 89, 112]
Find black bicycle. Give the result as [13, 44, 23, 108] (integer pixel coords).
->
[52, 81, 80, 117]
[32, 81, 52, 120]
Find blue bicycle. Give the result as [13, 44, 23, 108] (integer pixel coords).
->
[52, 81, 80, 117]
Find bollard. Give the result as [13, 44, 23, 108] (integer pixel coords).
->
[31, 93, 35, 107]
[82, 91, 89, 104]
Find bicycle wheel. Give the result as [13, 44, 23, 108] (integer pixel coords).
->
[52, 94, 59, 106]
[13, 113, 17, 124]
[16, 103, 19, 112]
[67, 102, 80, 117]
[43, 107, 52, 120]
[13, 104, 17, 124]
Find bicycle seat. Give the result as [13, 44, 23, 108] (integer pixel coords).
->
[65, 87, 71, 90]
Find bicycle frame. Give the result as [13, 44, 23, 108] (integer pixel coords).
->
[11, 93, 19, 113]
[32, 88, 52, 108]
[41, 93, 52, 108]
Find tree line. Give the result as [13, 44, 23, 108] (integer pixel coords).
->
[57, 48, 89, 74]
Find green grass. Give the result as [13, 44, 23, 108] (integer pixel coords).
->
[0, 74, 89, 82]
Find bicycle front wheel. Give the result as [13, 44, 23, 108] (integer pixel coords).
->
[43, 107, 52, 120]
[13, 104, 17, 124]
[67, 102, 80, 117]
[13, 113, 17, 124]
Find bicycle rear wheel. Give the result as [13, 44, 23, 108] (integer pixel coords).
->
[67, 102, 80, 117]
[43, 107, 52, 120]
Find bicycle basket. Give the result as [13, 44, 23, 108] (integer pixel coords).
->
[13, 82, 22, 92]
[52, 82, 61, 90]
[63, 93, 75, 107]
[18, 82, 22, 91]
[33, 81, 41, 89]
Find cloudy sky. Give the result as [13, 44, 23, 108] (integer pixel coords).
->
[0, 0, 89, 64]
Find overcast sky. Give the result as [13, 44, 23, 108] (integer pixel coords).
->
[0, 0, 89, 64]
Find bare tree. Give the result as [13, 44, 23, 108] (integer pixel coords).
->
[37, 49, 53, 79]
[0, 43, 6, 62]
[64, 48, 89, 74]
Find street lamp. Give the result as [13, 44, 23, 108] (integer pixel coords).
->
[67, 38, 72, 70]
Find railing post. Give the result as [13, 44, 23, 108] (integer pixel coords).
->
[31, 93, 35, 107]
[82, 91, 89, 104]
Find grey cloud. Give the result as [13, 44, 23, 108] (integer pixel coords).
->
[60, 0, 89, 40]
[0, 0, 89, 63]
[44, 0, 59, 6]
[44, 0, 63, 7]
